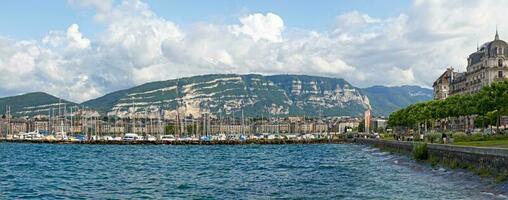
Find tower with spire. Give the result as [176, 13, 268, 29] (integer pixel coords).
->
[495, 27, 500, 40]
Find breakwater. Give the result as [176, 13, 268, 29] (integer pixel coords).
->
[0, 138, 344, 145]
[355, 138, 508, 180]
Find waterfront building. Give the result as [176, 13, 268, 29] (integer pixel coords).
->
[314, 121, 328, 133]
[433, 67, 456, 99]
[298, 123, 314, 134]
[10, 119, 28, 133]
[364, 109, 371, 133]
[34, 120, 49, 131]
[210, 124, 252, 135]
[434, 31, 508, 99]
[371, 118, 387, 132]
[335, 121, 359, 134]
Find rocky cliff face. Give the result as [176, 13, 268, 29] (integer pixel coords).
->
[0, 74, 432, 118]
[83, 74, 372, 118]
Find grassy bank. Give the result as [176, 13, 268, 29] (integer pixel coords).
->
[382, 132, 508, 148]
[453, 139, 508, 148]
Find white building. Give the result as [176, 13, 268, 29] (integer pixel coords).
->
[434, 31, 508, 99]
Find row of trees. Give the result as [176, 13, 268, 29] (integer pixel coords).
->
[388, 80, 508, 131]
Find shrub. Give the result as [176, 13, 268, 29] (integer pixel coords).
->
[451, 132, 468, 142]
[381, 133, 394, 139]
[425, 132, 442, 143]
[428, 155, 439, 167]
[469, 132, 485, 141]
[346, 132, 355, 139]
[412, 142, 428, 160]
[453, 132, 508, 142]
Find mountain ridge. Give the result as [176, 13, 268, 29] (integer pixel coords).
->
[0, 74, 433, 117]
[0, 92, 78, 117]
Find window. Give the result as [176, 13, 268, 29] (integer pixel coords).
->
[499, 59, 504, 67]
[499, 71, 503, 78]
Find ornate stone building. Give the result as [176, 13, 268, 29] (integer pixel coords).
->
[433, 67, 455, 99]
[434, 31, 508, 99]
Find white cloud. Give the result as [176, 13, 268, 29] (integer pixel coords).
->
[1, 0, 508, 102]
[229, 12, 284, 42]
[43, 24, 91, 51]
[66, 24, 91, 49]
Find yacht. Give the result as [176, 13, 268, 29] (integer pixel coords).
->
[55, 131, 68, 141]
[101, 136, 114, 141]
[160, 135, 176, 141]
[145, 134, 157, 141]
[123, 133, 140, 141]
[25, 130, 43, 140]
[200, 135, 212, 142]
[177, 136, 193, 141]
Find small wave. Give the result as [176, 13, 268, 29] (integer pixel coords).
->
[372, 152, 389, 156]
[480, 192, 508, 199]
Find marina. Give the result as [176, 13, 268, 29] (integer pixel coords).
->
[0, 137, 344, 145]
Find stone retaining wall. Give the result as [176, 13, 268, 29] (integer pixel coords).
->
[355, 138, 508, 178]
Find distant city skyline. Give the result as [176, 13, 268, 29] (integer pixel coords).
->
[0, 0, 506, 102]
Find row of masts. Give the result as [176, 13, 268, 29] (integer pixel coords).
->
[2, 77, 325, 139]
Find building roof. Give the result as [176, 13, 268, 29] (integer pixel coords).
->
[469, 31, 508, 64]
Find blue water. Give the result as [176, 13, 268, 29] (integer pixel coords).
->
[1, 143, 507, 199]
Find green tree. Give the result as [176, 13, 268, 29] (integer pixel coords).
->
[186, 124, 196, 135]
[358, 120, 365, 132]
[388, 80, 508, 133]
[164, 125, 175, 135]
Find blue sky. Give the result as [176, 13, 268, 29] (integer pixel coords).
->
[0, 0, 410, 39]
[0, 0, 505, 101]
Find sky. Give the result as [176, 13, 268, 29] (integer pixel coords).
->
[0, 0, 505, 102]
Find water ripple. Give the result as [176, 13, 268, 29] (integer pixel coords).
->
[0, 143, 507, 199]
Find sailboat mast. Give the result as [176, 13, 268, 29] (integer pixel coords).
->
[241, 108, 244, 135]
[132, 97, 135, 135]
[175, 78, 182, 137]
[70, 106, 73, 136]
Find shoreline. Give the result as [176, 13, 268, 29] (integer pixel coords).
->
[354, 138, 508, 182]
[0, 138, 346, 145]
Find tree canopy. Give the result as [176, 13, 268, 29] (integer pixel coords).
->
[388, 80, 508, 128]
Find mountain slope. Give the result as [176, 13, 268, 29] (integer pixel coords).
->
[362, 85, 433, 116]
[0, 92, 78, 117]
[0, 75, 432, 118]
[82, 74, 371, 117]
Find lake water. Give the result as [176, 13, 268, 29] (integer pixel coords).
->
[1, 143, 507, 199]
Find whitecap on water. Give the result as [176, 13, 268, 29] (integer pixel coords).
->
[481, 192, 508, 200]
[361, 147, 379, 152]
[372, 152, 389, 156]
